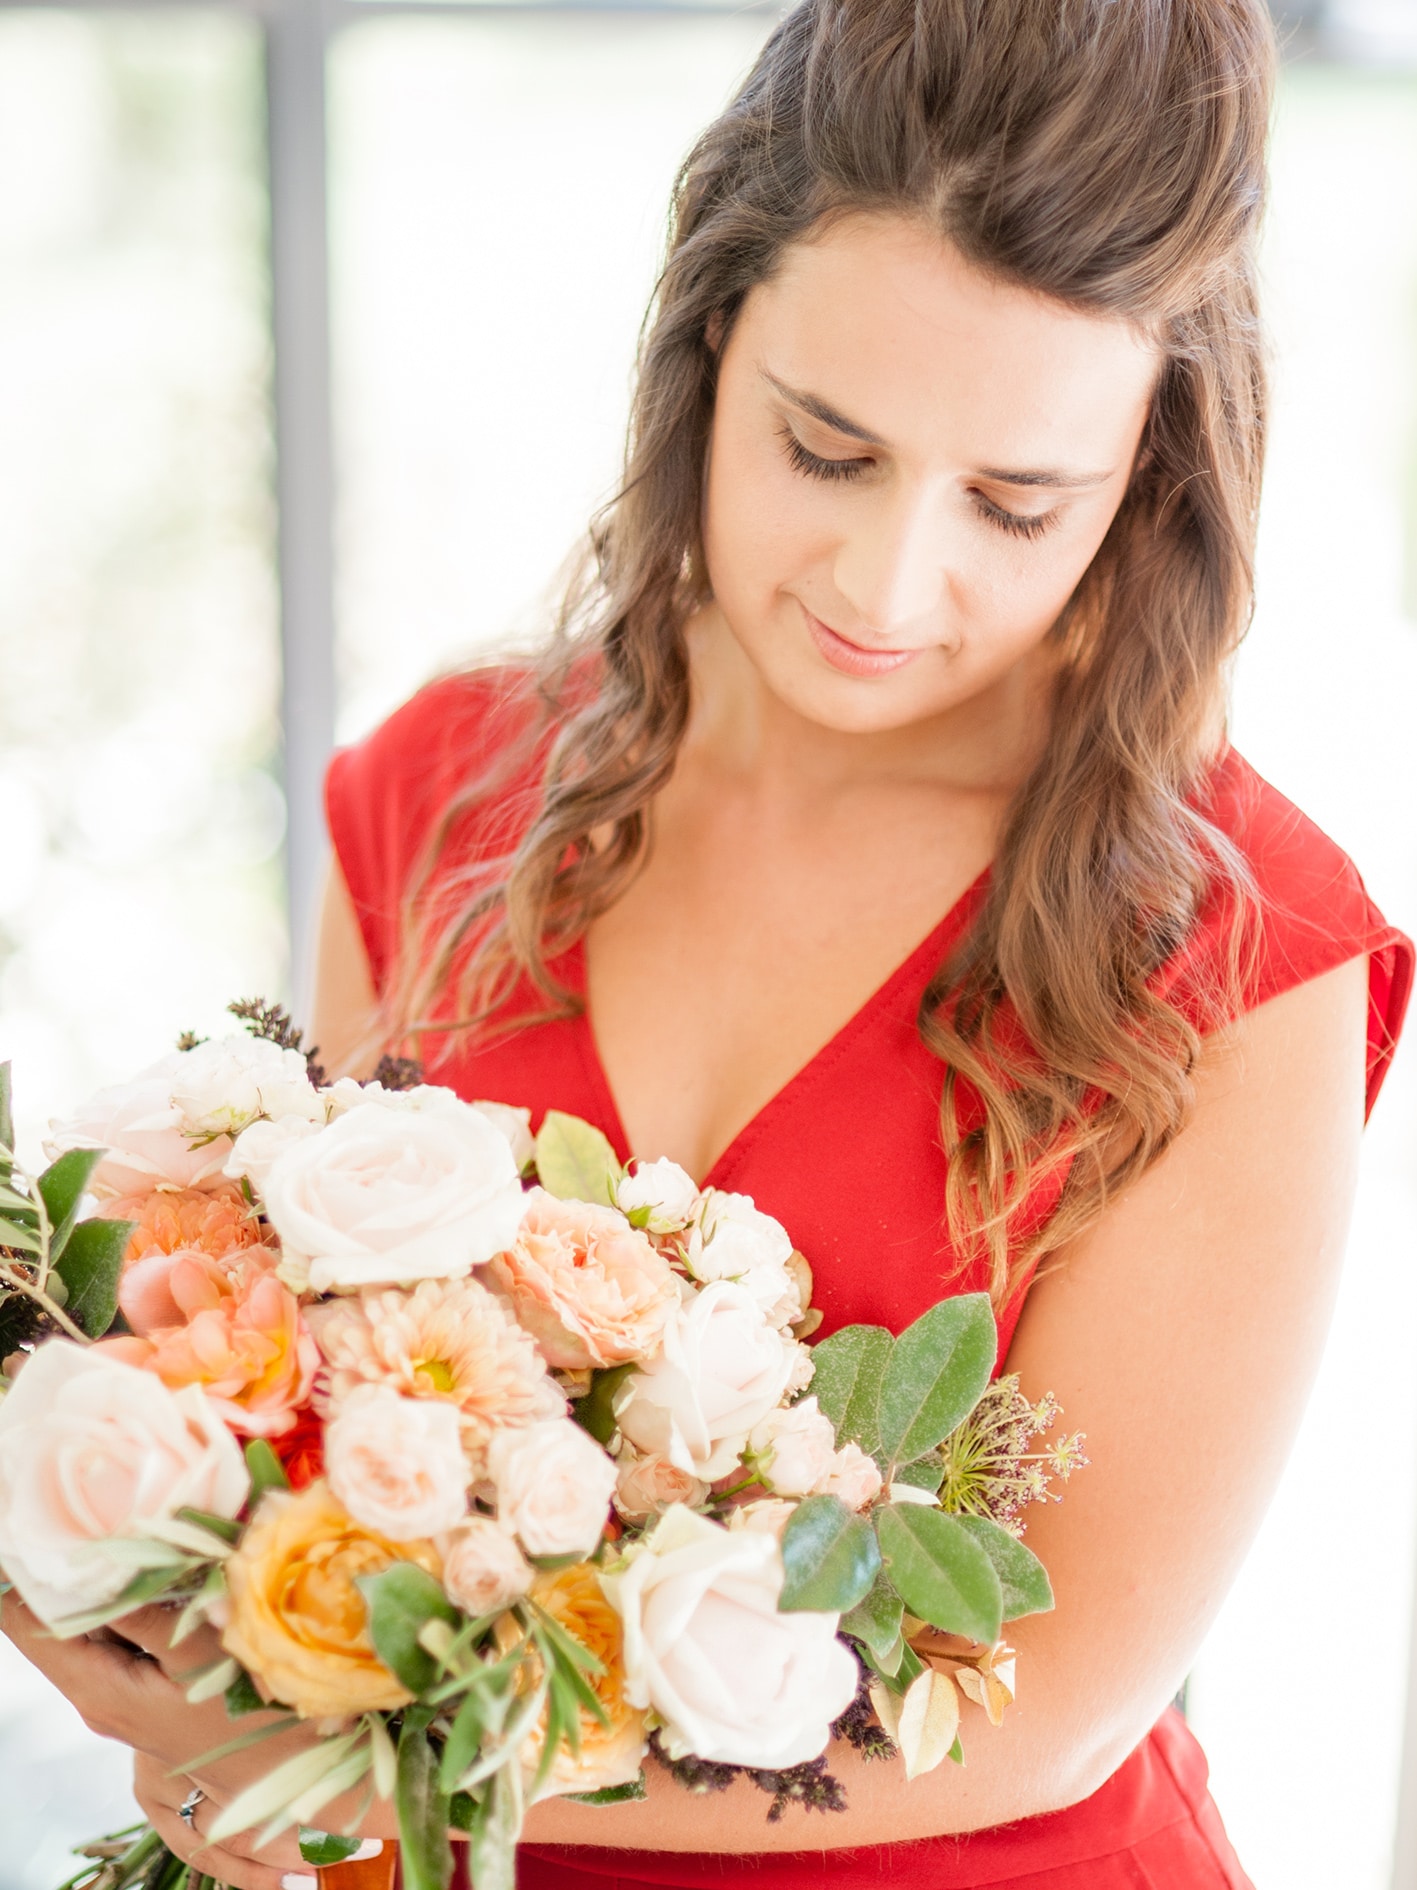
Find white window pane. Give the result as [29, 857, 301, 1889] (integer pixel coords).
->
[0, 19, 277, 1871]
[327, 10, 772, 740]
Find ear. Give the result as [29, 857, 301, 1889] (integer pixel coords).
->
[704, 308, 726, 355]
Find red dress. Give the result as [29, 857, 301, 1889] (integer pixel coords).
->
[327, 672, 1413, 1890]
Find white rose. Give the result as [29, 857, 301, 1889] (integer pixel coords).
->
[488, 1418, 617, 1558]
[821, 1442, 883, 1511]
[0, 1344, 249, 1627]
[437, 1517, 533, 1615]
[261, 1097, 526, 1293]
[612, 1450, 710, 1521]
[724, 1497, 796, 1541]
[687, 1192, 802, 1328]
[749, 1396, 838, 1498]
[325, 1384, 470, 1541]
[601, 1504, 858, 1769]
[169, 1034, 323, 1140]
[325, 1079, 473, 1121]
[470, 1102, 535, 1173]
[613, 1280, 800, 1481]
[44, 1053, 231, 1197]
[615, 1158, 700, 1234]
[224, 1113, 322, 1194]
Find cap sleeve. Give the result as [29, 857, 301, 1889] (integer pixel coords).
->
[1163, 751, 1413, 1119]
[324, 668, 545, 995]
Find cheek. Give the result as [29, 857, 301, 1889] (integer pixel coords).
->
[703, 422, 824, 603]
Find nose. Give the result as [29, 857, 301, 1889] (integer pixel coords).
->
[831, 479, 949, 637]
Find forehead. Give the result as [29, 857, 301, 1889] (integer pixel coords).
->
[741, 213, 1160, 467]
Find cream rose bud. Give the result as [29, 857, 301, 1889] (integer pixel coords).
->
[614, 1280, 799, 1481]
[224, 1113, 321, 1194]
[724, 1497, 796, 1541]
[261, 1095, 527, 1293]
[45, 1054, 232, 1197]
[602, 1504, 858, 1770]
[0, 1344, 249, 1627]
[615, 1158, 700, 1234]
[169, 1034, 323, 1140]
[613, 1450, 710, 1521]
[471, 1102, 535, 1173]
[325, 1384, 470, 1541]
[749, 1396, 837, 1498]
[437, 1516, 533, 1615]
[821, 1441, 883, 1511]
[687, 1192, 802, 1329]
[488, 1418, 617, 1558]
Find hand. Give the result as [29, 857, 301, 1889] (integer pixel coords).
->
[1, 1593, 385, 1888]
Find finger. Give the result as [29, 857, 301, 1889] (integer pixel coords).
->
[134, 1754, 315, 1890]
[109, 1603, 227, 1676]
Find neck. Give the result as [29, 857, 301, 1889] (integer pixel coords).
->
[681, 604, 1054, 805]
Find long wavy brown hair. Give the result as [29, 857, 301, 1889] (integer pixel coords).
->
[390, 0, 1275, 1313]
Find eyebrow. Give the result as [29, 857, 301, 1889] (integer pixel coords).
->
[761, 369, 1114, 490]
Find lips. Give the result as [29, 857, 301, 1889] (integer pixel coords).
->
[802, 607, 921, 678]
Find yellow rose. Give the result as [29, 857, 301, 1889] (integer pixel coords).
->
[521, 1563, 648, 1800]
[221, 1480, 441, 1719]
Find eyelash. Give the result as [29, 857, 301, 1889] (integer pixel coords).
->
[776, 425, 1061, 542]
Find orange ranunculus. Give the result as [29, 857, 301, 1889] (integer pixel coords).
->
[105, 1249, 317, 1437]
[519, 1563, 647, 1800]
[221, 1480, 441, 1720]
[102, 1183, 265, 1267]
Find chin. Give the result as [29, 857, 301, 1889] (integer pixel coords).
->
[755, 652, 962, 735]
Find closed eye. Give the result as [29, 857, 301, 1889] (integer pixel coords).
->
[971, 493, 1061, 541]
[777, 425, 872, 483]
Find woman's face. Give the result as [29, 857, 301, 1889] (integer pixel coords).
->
[700, 214, 1160, 738]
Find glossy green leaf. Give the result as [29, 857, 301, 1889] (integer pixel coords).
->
[779, 1494, 881, 1614]
[807, 1325, 892, 1457]
[875, 1295, 995, 1468]
[955, 1514, 1054, 1621]
[875, 1503, 1003, 1644]
[534, 1111, 622, 1208]
[225, 1668, 266, 1718]
[36, 1148, 104, 1261]
[0, 1064, 13, 1176]
[298, 1827, 364, 1865]
[54, 1216, 131, 1337]
[868, 1637, 924, 1696]
[840, 1572, 905, 1664]
[565, 1772, 648, 1806]
[573, 1361, 636, 1447]
[893, 1451, 944, 1493]
[359, 1562, 461, 1695]
[243, 1438, 290, 1510]
[397, 1707, 453, 1890]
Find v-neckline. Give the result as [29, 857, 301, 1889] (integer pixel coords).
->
[570, 864, 991, 1189]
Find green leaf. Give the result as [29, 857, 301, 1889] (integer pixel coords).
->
[358, 1562, 461, 1695]
[955, 1514, 1054, 1621]
[176, 1506, 242, 1547]
[54, 1216, 131, 1337]
[225, 1669, 266, 1718]
[779, 1494, 881, 1614]
[0, 1064, 12, 1171]
[397, 1707, 453, 1890]
[243, 1438, 290, 1509]
[36, 1148, 104, 1261]
[573, 1361, 636, 1447]
[866, 1637, 924, 1696]
[840, 1572, 905, 1664]
[874, 1503, 1003, 1644]
[448, 1790, 478, 1833]
[534, 1110, 622, 1208]
[565, 1772, 648, 1806]
[0, 1217, 41, 1255]
[807, 1325, 892, 1457]
[439, 1684, 491, 1795]
[468, 1761, 522, 1890]
[893, 1451, 944, 1494]
[298, 1827, 364, 1866]
[948, 1736, 964, 1765]
[875, 1295, 996, 1469]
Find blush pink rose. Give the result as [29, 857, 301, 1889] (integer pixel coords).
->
[105, 1249, 318, 1438]
[325, 1385, 470, 1541]
[485, 1189, 679, 1372]
[438, 1516, 533, 1615]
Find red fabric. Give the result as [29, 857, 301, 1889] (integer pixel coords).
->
[327, 670, 1413, 1890]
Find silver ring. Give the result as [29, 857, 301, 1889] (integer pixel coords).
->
[178, 1787, 206, 1831]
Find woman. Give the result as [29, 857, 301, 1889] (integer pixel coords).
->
[6, 1, 1411, 1885]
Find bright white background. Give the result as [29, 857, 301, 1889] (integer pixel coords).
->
[0, 16, 1413, 1889]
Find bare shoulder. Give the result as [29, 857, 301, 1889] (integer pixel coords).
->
[308, 856, 382, 1081]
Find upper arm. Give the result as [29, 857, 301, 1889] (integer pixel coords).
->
[308, 855, 384, 1081]
[1001, 952, 1370, 1793]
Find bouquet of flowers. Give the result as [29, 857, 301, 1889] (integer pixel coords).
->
[0, 1003, 1084, 1890]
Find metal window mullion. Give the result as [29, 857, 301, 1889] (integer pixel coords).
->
[266, 0, 337, 1004]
